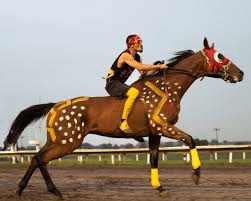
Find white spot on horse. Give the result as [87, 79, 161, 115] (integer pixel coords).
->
[157, 127, 161, 131]
[146, 96, 149, 99]
[154, 99, 158, 102]
[77, 126, 81, 131]
[82, 122, 85, 127]
[163, 117, 167, 120]
[74, 119, 77, 124]
[78, 113, 82, 117]
[62, 109, 66, 113]
[143, 92, 146, 95]
[161, 87, 164, 90]
[156, 80, 160, 83]
[143, 87, 146, 90]
[62, 140, 67, 144]
[78, 134, 81, 139]
[160, 113, 164, 117]
[174, 83, 178, 85]
[64, 132, 68, 136]
[146, 100, 150, 104]
[173, 98, 176, 101]
[55, 122, 58, 126]
[148, 114, 151, 118]
[171, 131, 175, 135]
[152, 95, 155, 98]
[66, 115, 70, 120]
[69, 138, 73, 142]
[168, 128, 172, 131]
[68, 123, 71, 128]
[59, 117, 64, 121]
[71, 111, 75, 115]
[150, 104, 154, 108]
[161, 82, 165, 85]
[148, 110, 152, 113]
[168, 93, 171, 96]
[152, 123, 155, 127]
[167, 82, 169, 85]
[169, 100, 172, 103]
[178, 86, 181, 90]
[150, 120, 153, 124]
[72, 105, 77, 109]
[173, 91, 177, 94]
[158, 133, 162, 136]
[149, 91, 152, 94]
[168, 87, 171, 90]
[58, 126, 62, 131]
[72, 130, 75, 134]
[81, 106, 85, 110]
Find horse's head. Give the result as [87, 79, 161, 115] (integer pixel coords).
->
[201, 37, 244, 83]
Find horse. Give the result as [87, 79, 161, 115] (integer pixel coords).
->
[3, 38, 243, 198]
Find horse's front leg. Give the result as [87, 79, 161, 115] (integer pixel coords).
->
[148, 135, 168, 196]
[161, 124, 201, 184]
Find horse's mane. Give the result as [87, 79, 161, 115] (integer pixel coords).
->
[140, 50, 194, 79]
[167, 50, 194, 67]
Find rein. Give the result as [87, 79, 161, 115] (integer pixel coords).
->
[162, 50, 232, 81]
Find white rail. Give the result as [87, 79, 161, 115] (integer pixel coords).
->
[1, 144, 251, 164]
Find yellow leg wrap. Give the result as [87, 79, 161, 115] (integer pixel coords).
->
[190, 148, 201, 169]
[151, 168, 161, 189]
[121, 87, 139, 120]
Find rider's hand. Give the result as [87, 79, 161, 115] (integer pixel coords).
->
[158, 64, 168, 69]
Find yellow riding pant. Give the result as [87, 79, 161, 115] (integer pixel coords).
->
[122, 87, 139, 120]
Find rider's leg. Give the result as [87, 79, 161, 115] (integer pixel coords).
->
[120, 87, 139, 132]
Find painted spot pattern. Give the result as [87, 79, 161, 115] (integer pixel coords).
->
[141, 79, 182, 135]
[47, 96, 89, 145]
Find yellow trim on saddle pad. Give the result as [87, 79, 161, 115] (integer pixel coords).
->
[151, 168, 161, 188]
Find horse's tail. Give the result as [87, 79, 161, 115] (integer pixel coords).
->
[3, 103, 56, 151]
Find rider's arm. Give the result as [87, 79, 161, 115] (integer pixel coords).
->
[118, 53, 167, 71]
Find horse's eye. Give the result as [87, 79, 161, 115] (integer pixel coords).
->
[214, 52, 223, 63]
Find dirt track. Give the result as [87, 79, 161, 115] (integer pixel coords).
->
[1, 164, 251, 201]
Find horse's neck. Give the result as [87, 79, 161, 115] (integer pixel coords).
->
[165, 52, 204, 100]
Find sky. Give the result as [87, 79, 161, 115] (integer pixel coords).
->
[0, 0, 250, 147]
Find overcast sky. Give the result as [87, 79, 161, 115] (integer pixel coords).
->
[0, 0, 250, 146]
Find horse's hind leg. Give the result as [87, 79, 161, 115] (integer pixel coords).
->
[161, 124, 201, 184]
[16, 157, 38, 196]
[32, 142, 81, 198]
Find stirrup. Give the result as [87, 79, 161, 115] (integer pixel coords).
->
[120, 119, 133, 133]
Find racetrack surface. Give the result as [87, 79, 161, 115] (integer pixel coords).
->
[1, 164, 251, 201]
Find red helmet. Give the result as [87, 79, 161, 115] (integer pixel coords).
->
[127, 34, 142, 47]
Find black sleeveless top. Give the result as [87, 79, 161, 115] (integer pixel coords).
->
[107, 49, 141, 83]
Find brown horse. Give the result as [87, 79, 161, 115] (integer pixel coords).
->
[3, 38, 243, 198]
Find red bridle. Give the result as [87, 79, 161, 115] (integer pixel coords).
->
[201, 48, 231, 73]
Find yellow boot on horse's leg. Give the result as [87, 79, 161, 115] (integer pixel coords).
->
[120, 87, 139, 133]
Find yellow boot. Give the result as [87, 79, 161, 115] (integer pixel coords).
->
[120, 87, 139, 133]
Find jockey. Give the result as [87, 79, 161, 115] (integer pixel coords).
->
[105, 34, 168, 133]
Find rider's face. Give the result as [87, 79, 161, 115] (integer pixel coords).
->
[134, 43, 143, 53]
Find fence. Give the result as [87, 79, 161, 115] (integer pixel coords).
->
[1, 144, 251, 164]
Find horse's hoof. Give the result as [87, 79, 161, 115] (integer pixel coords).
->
[16, 188, 23, 196]
[50, 187, 63, 199]
[159, 190, 169, 197]
[157, 186, 169, 197]
[192, 173, 200, 185]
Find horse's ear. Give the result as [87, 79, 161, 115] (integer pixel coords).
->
[203, 37, 210, 49]
[211, 43, 215, 49]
